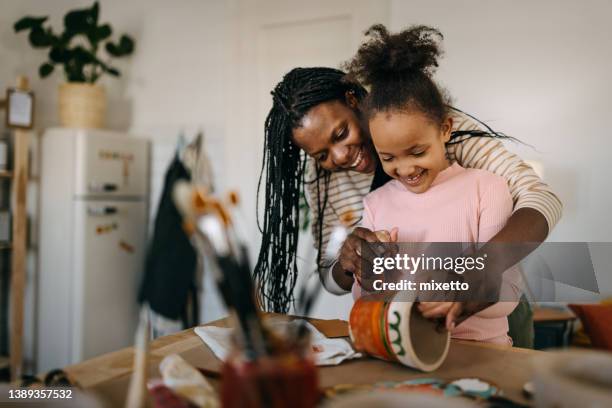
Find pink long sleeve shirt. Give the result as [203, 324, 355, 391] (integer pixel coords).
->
[357, 162, 520, 345]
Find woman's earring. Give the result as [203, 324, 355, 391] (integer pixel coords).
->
[346, 90, 357, 108]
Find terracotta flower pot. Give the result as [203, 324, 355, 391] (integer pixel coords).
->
[58, 83, 106, 128]
[349, 297, 450, 372]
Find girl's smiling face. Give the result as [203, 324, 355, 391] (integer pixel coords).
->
[370, 110, 452, 194]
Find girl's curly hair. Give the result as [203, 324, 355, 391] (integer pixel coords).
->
[343, 24, 448, 125]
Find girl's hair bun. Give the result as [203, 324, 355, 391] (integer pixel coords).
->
[344, 24, 443, 86]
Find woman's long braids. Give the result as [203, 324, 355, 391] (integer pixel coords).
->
[255, 67, 366, 312]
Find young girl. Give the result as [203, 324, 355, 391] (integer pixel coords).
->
[345, 24, 520, 345]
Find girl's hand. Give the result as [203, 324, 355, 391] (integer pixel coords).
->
[337, 227, 398, 289]
[354, 228, 398, 288]
[417, 302, 464, 331]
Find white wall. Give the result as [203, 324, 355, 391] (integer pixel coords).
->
[389, 0, 612, 295]
[389, 0, 611, 242]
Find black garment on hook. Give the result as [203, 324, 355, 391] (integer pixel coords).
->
[138, 154, 197, 323]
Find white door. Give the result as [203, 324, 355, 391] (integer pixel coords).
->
[224, 0, 389, 319]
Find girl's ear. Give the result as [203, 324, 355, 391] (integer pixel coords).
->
[440, 116, 453, 143]
[345, 90, 358, 109]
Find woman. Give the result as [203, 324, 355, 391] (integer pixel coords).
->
[254, 66, 561, 341]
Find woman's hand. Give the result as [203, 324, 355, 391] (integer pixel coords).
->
[333, 227, 398, 291]
[418, 302, 464, 331]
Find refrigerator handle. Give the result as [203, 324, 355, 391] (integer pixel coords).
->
[87, 206, 118, 216]
[88, 182, 118, 193]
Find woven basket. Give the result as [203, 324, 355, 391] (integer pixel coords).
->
[58, 83, 106, 128]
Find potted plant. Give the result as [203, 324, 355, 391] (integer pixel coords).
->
[14, 1, 135, 128]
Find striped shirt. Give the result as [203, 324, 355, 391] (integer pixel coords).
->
[304, 109, 563, 294]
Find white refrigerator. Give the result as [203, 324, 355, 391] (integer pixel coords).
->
[38, 128, 149, 372]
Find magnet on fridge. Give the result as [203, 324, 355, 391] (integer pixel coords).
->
[96, 223, 118, 234]
[123, 159, 130, 185]
[119, 240, 134, 253]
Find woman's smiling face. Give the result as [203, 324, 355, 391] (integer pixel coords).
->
[291, 95, 377, 173]
[370, 110, 452, 194]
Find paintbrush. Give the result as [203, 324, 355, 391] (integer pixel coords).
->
[173, 183, 266, 358]
[125, 306, 151, 408]
[291, 211, 359, 342]
[291, 270, 324, 345]
[192, 215, 262, 358]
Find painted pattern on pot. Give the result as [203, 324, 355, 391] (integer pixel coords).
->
[349, 297, 450, 372]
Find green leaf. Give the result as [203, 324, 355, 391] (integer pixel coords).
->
[88, 23, 111, 44]
[64, 2, 98, 33]
[14, 16, 48, 32]
[97, 24, 112, 40]
[28, 27, 53, 47]
[59, 30, 75, 46]
[90, 2, 100, 25]
[105, 41, 120, 56]
[72, 46, 95, 64]
[39, 63, 54, 78]
[47, 29, 61, 47]
[106, 35, 135, 57]
[64, 10, 90, 33]
[118, 35, 135, 54]
[49, 46, 71, 63]
[64, 60, 86, 82]
[90, 55, 120, 80]
[105, 66, 120, 77]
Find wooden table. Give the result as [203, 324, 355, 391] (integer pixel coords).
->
[63, 315, 543, 407]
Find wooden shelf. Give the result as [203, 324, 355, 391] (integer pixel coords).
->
[1, 75, 30, 381]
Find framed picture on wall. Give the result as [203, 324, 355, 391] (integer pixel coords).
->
[5, 88, 34, 129]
